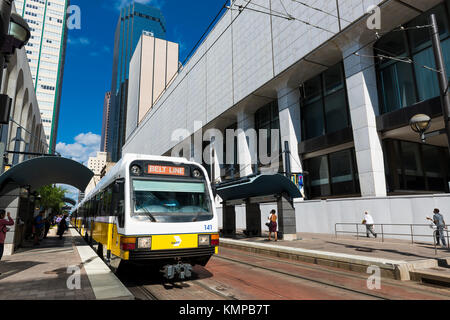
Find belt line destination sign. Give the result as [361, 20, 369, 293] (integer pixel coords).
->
[147, 165, 186, 176]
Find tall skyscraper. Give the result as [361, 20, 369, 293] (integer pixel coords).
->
[15, 0, 69, 154]
[107, 2, 166, 161]
[100, 91, 111, 152]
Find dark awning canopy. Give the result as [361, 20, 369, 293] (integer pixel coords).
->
[62, 197, 76, 206]
[215, 173, 303, 204]
[0, 156, 94, 195]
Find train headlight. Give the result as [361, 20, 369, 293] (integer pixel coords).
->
[138, 237, 152, 249]
[198, 234, 210, 246]
[192, 169, 202, 178]
[131, 165, 142, 176]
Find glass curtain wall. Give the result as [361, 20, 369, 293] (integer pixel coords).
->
[300, 63, 350, 140]
[303, 148, 360, 199]
[255, 101, 282, 172]
[376, 1, 450, 113]
[384, 139, 450, 193]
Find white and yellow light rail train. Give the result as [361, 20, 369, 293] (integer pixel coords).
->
[71, 154, 219, 279]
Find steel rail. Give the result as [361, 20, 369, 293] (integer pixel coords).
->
[214, 255, 389, 300]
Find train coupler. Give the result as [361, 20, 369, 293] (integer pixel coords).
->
[161, 263, 192, 280]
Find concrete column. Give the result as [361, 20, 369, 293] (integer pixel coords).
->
[222, 201, 236, 237]
[276, 197, 297, 241]
[245, 201, 261, 237]
[277, 85, 303, 175]
[343, 44, 387, 197]
[236, 110, 256, 177]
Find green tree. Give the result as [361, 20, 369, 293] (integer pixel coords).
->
[37, 185, 66, 213]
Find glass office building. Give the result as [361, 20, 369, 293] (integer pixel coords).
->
[106, 2, 166, 162]
[15, 0, 69, 153]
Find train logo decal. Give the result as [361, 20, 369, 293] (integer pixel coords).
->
[172, 236, 182, 247]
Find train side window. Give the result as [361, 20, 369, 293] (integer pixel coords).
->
[112, 179, 125, 228]
[103, 186, 113, 216]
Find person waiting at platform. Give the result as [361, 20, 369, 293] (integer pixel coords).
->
[0, 210, 14, 266]
[268, 209, 278, 242]
[362, 211, 377, 238]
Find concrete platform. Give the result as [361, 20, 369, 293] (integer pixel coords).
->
[0, 227, 134, 300]
[410, 267, 450, 286]
[69, 228, 134, 300]
[219, 232, 450, 282]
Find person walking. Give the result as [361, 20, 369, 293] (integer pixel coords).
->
[0, 210, 14, 266]
[57, 214, 68, 240]
[268, 209, 278, 242]
[363, 211, 377, 238]
[33, 211, 45, 245]
[43, 216, 51, 239]
[430, 208, 447, 248]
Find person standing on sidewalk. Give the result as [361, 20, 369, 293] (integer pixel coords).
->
[363, 211, 377, 238]
[0, 210, 14, 262]
[431, 208, 447, 248]
[268, 209, 278, 242]
[33, 211, 45, 245]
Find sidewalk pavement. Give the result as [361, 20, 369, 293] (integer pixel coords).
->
[220, 231, 450, 282]
[0, 227, 133, 300]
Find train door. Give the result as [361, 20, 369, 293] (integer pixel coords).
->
[109, 179, 125, 267]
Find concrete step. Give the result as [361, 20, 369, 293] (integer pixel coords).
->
[410, 267, 450, 287]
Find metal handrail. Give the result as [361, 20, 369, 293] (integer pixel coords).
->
[433, 229, 450, 254]
[335, 223, 450, 254]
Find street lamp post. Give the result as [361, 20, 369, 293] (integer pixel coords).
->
[429, 13, 450, 152]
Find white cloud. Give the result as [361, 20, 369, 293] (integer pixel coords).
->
[56, 132, 101, 165]
[68, 36, 90, 46]
[114, 0, 164, 10]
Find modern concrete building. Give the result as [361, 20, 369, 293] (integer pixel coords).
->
[126, 34, 179, 140]
[84, 151, 107, 194]
[123, 0, 450, 240]
[106, 2, 166, 162]
[100, 91, 111, 152]
[14, 0, 70, 153]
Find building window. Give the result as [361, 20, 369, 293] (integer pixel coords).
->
[384, 139, 450, 193]
[255, 101, 281, 171]
[375, 1, 450, 114]
[303, 148, 360, 199]
[300, 62, 350, 140]
[221, 123, 239, 181]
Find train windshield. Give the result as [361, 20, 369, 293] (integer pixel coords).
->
[132, 179, 213, 222]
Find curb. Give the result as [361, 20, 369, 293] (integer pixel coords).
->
[70, 229, 135, 300]
[220, 238, 414, 280]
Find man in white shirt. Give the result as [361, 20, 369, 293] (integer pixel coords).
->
[363, 211, 377, 238]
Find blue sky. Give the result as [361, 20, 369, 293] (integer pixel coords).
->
[56, 0, 227, 165]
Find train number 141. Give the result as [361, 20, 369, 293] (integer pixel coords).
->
[204, 224, 213, 231]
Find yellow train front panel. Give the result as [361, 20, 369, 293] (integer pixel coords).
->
[151, 234, 198, 251]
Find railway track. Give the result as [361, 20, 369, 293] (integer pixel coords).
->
[213, 254, 389, 300]
[217, 247, 450, 299]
